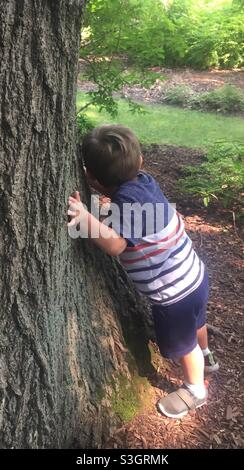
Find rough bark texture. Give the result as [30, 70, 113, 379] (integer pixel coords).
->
[0, 0, 152, 448]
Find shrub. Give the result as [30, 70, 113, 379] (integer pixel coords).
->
[77, 114, 95, 137]
[164, 85, 194, 106]
[81, 1, 244, 71]
[163, 85, 244, 115]
[179, 141, 244, 214]
[191, 85, 244, 114]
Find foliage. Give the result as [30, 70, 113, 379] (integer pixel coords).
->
[164, 84, 244, 115]
[183, 7, 244, 69]
[192, 85, 244, 113]
[79, 0, 169, 116]
[81, 0, 244, 70]
[77, 113, 95, 136]
[164, 85, 194, 106]
[179, 141, 244, 212]
[233, 0, 244, 9]
[78, 1, 244, 120]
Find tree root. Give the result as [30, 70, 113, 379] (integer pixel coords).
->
[207, 323, 227, 340]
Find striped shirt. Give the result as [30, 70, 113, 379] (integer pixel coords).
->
[112, 172, 205, 306]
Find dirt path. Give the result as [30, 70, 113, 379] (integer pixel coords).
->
[105, 145, 244, 449]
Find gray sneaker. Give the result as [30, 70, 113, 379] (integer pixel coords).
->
[157, 385, 208, 419]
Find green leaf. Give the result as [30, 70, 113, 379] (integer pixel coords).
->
[203, 196, 210, 207]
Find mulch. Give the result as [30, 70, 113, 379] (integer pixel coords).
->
[105, 144, 244, 449]
[121, 68, 244, 109]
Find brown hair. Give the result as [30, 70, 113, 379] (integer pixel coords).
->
[82, 125, 141, 187]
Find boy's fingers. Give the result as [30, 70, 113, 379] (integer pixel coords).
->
[68, 196, 78, 204]
[67, 210, 78, 217]
[70, 191, 81, 202]
[67, 210, 80, 217]
[99, 196, 111, 204]
[75, 191, 81, 202]
[67, 217, 79, 227]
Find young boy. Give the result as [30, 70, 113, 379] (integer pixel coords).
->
[67, 125, 219, 419]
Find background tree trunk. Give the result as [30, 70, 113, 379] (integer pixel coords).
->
[0, 0, 153, 448]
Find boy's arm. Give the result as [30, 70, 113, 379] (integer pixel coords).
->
[68, 193, 127, 257]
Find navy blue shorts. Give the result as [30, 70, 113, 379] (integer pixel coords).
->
[152, 270, 209, 359]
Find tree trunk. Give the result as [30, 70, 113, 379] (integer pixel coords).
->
[0, 0, 153, 449]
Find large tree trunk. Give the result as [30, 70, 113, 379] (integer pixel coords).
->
[0, 0, 153, 449]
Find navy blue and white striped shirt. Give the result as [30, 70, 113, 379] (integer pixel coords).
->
[111, 172, 204, 306]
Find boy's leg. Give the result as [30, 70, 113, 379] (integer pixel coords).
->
[180, 344, 204, 386]
[197, 324, 219, 372]
[157, 344, 207, 419]
[155, 272, 215, 418]
[173, 326, 208, 364]
[197, 324, 208, 349]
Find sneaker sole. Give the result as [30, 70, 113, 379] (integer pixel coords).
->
[157, 400, 207, 419]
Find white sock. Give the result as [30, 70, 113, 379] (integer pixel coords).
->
[184, 381, 206, 399]
[202, 347, 210, 357]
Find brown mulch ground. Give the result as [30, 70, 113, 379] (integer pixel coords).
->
[78, 64, 244, 109]
[105, 144, 244, 449]
[121, 68, 244, 106]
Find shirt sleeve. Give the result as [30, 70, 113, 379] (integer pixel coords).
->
[107, 194, 135, 247]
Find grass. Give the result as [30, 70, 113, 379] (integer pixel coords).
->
[76, 91, 244, 148]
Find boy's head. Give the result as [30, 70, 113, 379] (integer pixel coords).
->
[82, 125, 142, 190]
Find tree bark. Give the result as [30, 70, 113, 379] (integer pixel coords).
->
[0, 0, 152, 448]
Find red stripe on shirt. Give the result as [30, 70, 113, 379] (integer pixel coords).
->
[125, 214, 181, 253]
[121, 226, 185, 265]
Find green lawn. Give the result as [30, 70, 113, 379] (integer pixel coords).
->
[76, 91, 244, 148]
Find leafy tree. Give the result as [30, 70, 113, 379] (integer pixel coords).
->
[78, 0, 174, 117]
[79, 0, 147, 116]
[80, 0, 244, 72]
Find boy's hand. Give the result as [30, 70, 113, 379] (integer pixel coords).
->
[67, 190, 127, 255]
[99, 195, 111, 209]
[71, 191, 81, 203]
[67, 191, 87, 227]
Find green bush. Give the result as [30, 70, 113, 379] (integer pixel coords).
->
[81, 0, 170, 69]
[191, 85, 244, 114]
[184, 8, 244, 69]
[162, 85, 244, 115]
[164, 85, 194, 106]
[179, 141, 244, 213]
[81, 1, 244, 70]
[143, 80, 244, 117]
[77, 114, 95, 137]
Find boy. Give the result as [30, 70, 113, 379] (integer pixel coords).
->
[67, 125, 219, 419]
